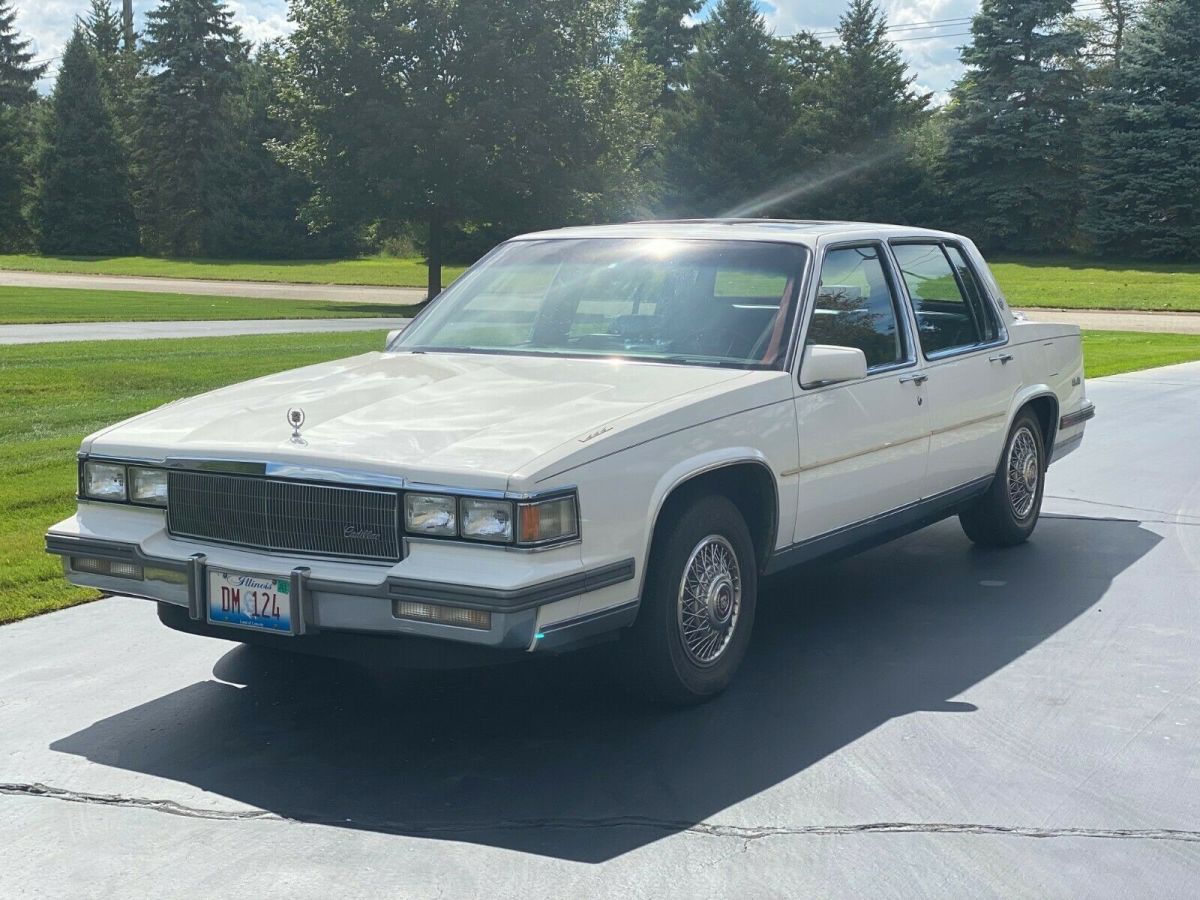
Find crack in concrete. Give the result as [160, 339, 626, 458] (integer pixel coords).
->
[3, 782, 1199, 844]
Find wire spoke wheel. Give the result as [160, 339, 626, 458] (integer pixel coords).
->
[676, 534, 742, 667]
[1006, 425, 1040, 520]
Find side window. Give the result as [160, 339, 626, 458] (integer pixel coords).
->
[944, 245, 1001, 343]
[808, 245, 908, 370]
[891, 242, 984, 355]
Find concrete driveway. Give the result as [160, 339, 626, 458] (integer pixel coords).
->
[2, 363, 1199, 898]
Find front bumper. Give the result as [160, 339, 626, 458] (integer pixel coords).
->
[46, 531, 637, 655]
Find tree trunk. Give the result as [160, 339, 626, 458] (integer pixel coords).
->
[122, 0, 135, 51]
[426, 207, 443, 301]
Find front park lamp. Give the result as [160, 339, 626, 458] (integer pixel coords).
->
[517, 494, 579, 546]
[129, 467, 169, 506]
[83, 461, 127, 502]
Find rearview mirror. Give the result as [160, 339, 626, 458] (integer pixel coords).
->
[800, 344, 868, 388]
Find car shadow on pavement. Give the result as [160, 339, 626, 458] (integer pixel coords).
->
[51, 515, 1159, 863]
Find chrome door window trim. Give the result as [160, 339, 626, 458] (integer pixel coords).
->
[886, 237, 1011, 362]
[794, 238, 919, 390]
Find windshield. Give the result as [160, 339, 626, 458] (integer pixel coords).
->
[394, 238, 809, 369]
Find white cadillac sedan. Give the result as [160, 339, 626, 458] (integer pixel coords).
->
[46, 220, 1094, 703]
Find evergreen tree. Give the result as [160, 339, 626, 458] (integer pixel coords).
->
[135, 0, 247, 256]
[0, 0, 45, 106]
[32, 28, 138, 255]
[628, 0, 701, 98]
[82, 0, 140, 155]
[823, 0, 929, 145]
[1082, 0, 1200, 259]
[206, 46, 355, 258]
[664, 0, 789, 215]
[942, 0, 1086, 253]
[777, 0, 930, 221]
[83, 0, 123, 61]
[0, 1, 46, 250]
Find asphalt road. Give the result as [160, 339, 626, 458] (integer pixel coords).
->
[2, 363, 1199, 898]
[0, 270, 425, 304]
[0, 317, 411, 345]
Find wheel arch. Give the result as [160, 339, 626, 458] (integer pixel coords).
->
[1005, 388, 1059, 466]
[641, 456, 780, 601]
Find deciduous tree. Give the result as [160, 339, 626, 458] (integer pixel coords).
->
[276, 0, 658, 296]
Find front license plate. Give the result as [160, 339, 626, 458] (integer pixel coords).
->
[207, 570, 293, 634]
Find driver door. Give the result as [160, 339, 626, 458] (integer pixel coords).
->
[790, 242, 930, 545]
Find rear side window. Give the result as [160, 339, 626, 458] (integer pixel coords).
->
[891, 242, 991, 355]
[944, 245, 1000, 342]
[808, 245, 908, 369]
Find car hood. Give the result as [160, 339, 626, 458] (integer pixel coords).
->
[84, 351, 750, 489]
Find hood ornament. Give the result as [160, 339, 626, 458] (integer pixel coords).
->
[287, 407, 307, 445]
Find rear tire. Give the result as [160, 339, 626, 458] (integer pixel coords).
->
[619, 494, 758, 705]
[959, 410, 1046, 547]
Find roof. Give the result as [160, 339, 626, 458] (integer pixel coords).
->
[514, 218, 963, 245]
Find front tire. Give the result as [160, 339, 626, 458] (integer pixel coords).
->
[620, 494, 758, 705]
[959, 410, 1046, 547]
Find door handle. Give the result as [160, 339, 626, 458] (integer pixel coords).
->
[989, 353, 1014, 364]
[898, 373, 928, 385]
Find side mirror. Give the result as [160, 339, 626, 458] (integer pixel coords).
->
[385, 327, 406, 350]
[800, 344, 868, 388]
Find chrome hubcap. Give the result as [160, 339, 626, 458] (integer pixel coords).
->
[677, 535, 742, 666]
[1007, 426, 1040, 520]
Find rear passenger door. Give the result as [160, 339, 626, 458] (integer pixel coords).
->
[889, 240, 1020, 498]
[791, 242, 930, 544]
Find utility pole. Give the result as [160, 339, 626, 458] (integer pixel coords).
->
[122, 0, 134, 52]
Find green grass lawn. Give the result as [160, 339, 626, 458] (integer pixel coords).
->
[0, 286, 417, 324]
[1081, 330, 1200, 377]
[2, 252, 1198, 312]
[0, 253, 467, 288]
[2, 328, 1199, 625]
[0, 330, 382, 625]
[991, 258, 1200, 312]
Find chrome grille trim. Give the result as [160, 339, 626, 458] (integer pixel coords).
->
[167, 470, 402, 562]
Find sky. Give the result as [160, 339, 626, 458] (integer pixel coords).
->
[13, 0, 991, 102]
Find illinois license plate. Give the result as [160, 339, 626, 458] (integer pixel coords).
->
[207, 570, 293, 634]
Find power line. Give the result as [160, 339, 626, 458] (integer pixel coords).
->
[801, 2, 1111, 40]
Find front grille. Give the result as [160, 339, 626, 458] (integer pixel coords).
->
[167, 470, 402, 561]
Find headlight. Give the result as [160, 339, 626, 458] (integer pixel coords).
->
[404, 493, 457, 536]
[130, 467, 169, 505]
[84, 461, 127, 501]
[459, 497, 514, 542]
[518, 495, 578, 545]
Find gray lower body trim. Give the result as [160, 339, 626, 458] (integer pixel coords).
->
[766, 476, 993, 575]
[535, 600, 639, 652]
[1051, 431, 1084, 464]
[1059, 401, 1096, 430]
[384, 558, 636, 613]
